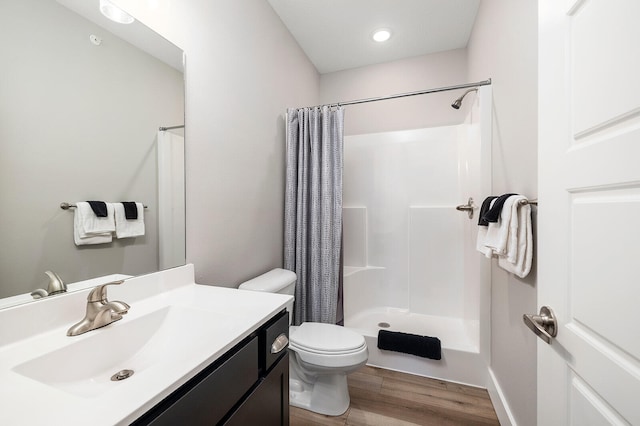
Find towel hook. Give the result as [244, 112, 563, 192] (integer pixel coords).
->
[455, 197, 477, 219]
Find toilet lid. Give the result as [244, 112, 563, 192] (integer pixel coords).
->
[290, 323, 366, 354]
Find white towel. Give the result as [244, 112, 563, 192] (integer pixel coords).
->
[475, 226, 492, 257]
[476, 194, 533, 278]
[114, 202, 145, 238]
[74, 202, 114, 245]
[503, 195, 527, 264]
[74, 225, 112, 245]
[483, 196, 518, 257]
[498, 199, 533, 278]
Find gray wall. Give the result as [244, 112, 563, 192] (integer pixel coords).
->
[0, 0, 184, 298]
[467, 0, 539, 425]
[113, 0, 320, 287]
[320, 49, 469, 135]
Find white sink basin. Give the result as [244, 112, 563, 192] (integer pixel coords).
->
[13, 305, 229, 398]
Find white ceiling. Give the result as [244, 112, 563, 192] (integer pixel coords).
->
[56, 0, 183, 71]
[267, 0, 481, 74]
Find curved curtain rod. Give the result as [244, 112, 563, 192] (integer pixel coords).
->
[303, 78, 492, 109]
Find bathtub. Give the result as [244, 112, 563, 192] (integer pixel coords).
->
[343, 266, 488, 387]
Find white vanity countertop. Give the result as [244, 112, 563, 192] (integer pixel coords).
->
[0, 264, 291, 425]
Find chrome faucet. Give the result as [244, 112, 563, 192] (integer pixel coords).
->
[67, 280, 130, 336]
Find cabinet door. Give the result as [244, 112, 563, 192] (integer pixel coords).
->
[224, 353, 289, 426]
[141, 337, 259, 426]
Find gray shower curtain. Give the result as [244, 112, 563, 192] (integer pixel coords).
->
[284, 106, 344, 326]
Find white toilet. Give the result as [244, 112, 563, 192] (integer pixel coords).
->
[239, 268, 368, 416]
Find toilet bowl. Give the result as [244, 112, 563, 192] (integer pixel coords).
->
[238, 268, 368, 416]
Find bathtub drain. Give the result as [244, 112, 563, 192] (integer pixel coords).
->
[378, 322, 391, 328]
[111, 369, 134, 381]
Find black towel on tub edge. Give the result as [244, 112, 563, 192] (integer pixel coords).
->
[377, 330, 442, 360]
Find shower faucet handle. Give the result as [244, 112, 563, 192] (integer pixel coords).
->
[455, 197, 477, 219]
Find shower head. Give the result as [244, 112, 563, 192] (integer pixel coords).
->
[451, 88, 478, 109]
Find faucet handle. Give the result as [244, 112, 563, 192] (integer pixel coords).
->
[87, 279, 125, 303]
[45, 271, 66, 295]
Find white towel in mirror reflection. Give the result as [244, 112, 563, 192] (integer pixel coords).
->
[73, 201, 114, 245]
[114, 202, 145, 238]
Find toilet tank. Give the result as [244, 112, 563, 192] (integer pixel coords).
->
[238, 268, 296, 295]
[239, 269, 296, 324]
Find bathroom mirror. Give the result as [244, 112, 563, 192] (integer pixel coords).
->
[0, 0, 185, 307]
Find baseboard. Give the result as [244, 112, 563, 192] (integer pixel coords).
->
[487, 367, 517, 426]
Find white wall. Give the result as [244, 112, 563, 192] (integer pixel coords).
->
[320, 49, 469, 135]
[0, 0, 183, 298]
[467, 1, 539, 425]
[113, 0, 320, 286]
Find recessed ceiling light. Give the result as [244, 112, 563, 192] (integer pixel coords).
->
[372, 29, 392, 43]
[99, 0, 135, 24]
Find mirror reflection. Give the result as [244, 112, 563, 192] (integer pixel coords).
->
[0, 0, 185, 306]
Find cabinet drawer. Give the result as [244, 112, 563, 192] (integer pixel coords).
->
[145, 336, 259, 426]
[262, 310, 289, 372]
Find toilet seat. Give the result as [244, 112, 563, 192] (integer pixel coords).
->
[290, 322, 366, 352]
[289, 323, 368, 368]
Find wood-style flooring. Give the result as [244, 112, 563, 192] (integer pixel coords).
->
[290, 366, 500, 426]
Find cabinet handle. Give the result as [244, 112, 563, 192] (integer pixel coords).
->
[270, 333, 289, 354]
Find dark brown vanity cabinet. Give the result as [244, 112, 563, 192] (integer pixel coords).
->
[133, 310, 289, 426]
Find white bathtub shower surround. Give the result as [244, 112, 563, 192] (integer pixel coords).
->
[343, 207, 368, 267]
[408, 206, 464, 318]
[343, 125, 472, 311]
[344, 268, 486, 386]
[342, 86, 492, 387]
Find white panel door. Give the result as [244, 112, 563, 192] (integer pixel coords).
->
[538, 0, 640, 424]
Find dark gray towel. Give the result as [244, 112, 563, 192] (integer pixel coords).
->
[377, 330, 441, 360]
[482, 193, 516, 223]
[478, 196, 498, 226]
[121, 202, 138, 220]
[87, 201, 108, 217]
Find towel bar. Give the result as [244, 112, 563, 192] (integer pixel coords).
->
[60, 202, 148, 210]
[518, 199, 538, 206]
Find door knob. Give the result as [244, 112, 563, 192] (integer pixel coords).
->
[523, 306, 557, 344]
